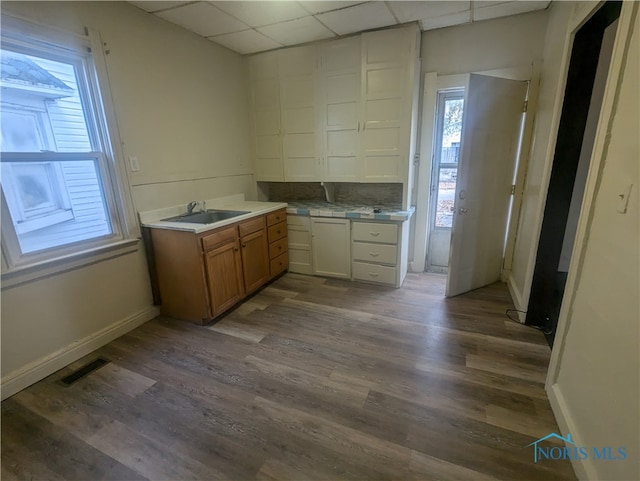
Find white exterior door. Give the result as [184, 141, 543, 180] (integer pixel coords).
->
[311, 218, 351, 279]
[446, 74, 528, 297]
[319, 36, 361, 181]
[279, 45, 319, 181]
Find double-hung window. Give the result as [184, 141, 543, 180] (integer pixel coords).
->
[1, 17, 135, 278]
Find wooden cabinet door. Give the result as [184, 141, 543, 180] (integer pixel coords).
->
[240, 228, 269, 295]
[204, 239, 244, 315]
[311, 218, 351, 279]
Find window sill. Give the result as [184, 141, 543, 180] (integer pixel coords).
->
[1, 238, 140, 290]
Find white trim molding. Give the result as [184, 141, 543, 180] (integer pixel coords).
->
[1, 305, 159, 400]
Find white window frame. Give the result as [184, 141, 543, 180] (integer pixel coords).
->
[1, 16, 139, 285]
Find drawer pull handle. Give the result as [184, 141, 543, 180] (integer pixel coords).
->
[370, 232, 380, 237]
[369, 252, 379, 257]
[368, 272, 379, 277]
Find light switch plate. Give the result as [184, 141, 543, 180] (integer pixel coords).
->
[616, 183, 633, 214]
[129, 156, 140, 172]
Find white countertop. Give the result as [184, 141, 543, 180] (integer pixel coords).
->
[139, 194, 287, 234]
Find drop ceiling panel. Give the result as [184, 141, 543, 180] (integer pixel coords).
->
[257, 16, 335, 46]
[211, 1, 309, 27]
[156, 2, 249, 36]
[421, 10, 473, 30]
[129, 1, 190, 13]
[209, 29, 283, 54]
[473, 1, 550, 21]
[316, 2, 397, 36]
[299, 1, 364, 15]
[387, 1, 470, 23]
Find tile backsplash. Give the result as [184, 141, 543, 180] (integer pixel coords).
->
[265, 182, 403, 205]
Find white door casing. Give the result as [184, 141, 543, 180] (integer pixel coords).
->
[446, 74, 528, 297]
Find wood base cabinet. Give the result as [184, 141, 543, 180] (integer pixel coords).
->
[150, 211, 287, 324]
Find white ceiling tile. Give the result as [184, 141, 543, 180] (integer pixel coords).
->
[473, 1, 550, 21]
[211, 1, 309, 27]
[209, 29, 283, 54]
[298, 1, 364, 15]
[257, 16, 335, 45]
[316, 2, 396, 35]
[129, 1, 191, 13]
[421, 10, 472, 30]
[387, 1, 470, 24]
[156, 2, 249, 36]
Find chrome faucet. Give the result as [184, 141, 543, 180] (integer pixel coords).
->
[186, 201, 198, 214]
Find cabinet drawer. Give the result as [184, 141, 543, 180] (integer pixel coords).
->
[239, 215, 265, 237]
[352, 222, 398, 244]
[201, 225, 237, 251]
[352, 242, 397, 265]
[287, 214, 310, 227]
[270, 251, 289, 277]
[268, 221, 287, 243]
[267, 209, 287, 226]
[352, 261, 397, 285]
[269, 237, 288, 259]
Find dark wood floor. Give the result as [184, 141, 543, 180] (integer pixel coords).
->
[2, 273, 576, 481]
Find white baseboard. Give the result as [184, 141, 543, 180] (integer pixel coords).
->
[547, 383, 591, 481]
[1, 305, 159, 400]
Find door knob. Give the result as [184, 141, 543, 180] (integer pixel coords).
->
[459, 207, 468, 214]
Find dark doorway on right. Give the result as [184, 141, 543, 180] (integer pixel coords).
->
[527, 1, 621, 347]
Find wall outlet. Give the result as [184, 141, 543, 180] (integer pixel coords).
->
[129, 156, 140, 172]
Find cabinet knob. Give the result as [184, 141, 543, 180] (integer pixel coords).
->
[278, 245, 282, 250]
[242, 243, 246, 248]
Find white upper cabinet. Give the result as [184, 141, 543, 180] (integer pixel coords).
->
[249, 52, 283, 181]
[249, 24, 419, 189]
[318, 36, 361, 181]
[278, 45, 320, 181]
[360, 26, 419, 182]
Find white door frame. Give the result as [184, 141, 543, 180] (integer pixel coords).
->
[543, 4, 637, 481]
[411, 74, 468, 273]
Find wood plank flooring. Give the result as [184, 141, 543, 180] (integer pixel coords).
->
[1, 273, 576, 481]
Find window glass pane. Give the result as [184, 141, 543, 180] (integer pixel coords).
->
[2, 160, 112, 254]
[0, 49, 91, 152]
[435, 167, 457, 228]
[440, 98, 463, 163]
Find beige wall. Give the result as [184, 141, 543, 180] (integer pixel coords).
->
[1, 1, 255, 394]
[549, 5, 639, 480]
[421, 9, 548, 75]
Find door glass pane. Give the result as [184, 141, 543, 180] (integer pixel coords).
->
[435, 167, 457, 228]
[440, 98, 464, 163]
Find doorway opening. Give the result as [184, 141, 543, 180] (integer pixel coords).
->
[426, 89, 464, 273]
[527, 1, 621, 346]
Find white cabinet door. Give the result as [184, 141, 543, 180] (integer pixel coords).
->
[311, 218, 351, 278]
[360, 26, 418, 182]
[250, 52, 283, 181]
[319, 36, 361, 181]
[278, 45, 320, 181]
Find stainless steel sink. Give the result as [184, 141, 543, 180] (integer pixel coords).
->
[161, 210, 250, 224]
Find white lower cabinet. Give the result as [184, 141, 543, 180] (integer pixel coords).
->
[287, 215, 312, 274]
[288, 215, 409, 286]
[311, 218, 351, 279]
[351, 220, 404, 287]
